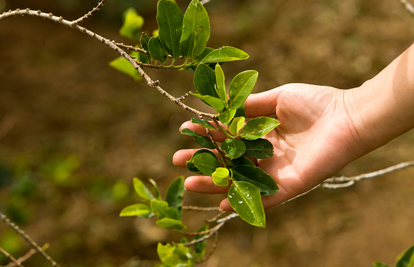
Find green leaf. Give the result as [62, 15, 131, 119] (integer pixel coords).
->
[157, 243, 183, 266]
[372, 263, 389, 267]
[150, 200, 179, 220]
[186, 149, 216, 174]
[193, 26, 209, 58]
[229, 70, 258, 110]
[221, 139, 246, 159]
[234, 104, 246, 118]
[165, 176, 185, 219]
[193, 63, 218, 98]
[138, 52, 150, 64]
[140, 34, 150, 51]
[231, 156, 255, 167]
[199, 46, 249, 63]
[193, 153, 221, 176]
[156, 218, 186, 231]
[218, 108, 236, 126]
[133, 178, 155, 201]
[120, 203, 154, 218]
[228, 181, 265, 228]
[149, 179, 162, 200]
[157, 0, 183, 59]
[212, 167, 230, 187]
[148, 36, 168, 63]
[191, 93, 225, 112]
[231, 165, 278, 196]
[240, 117, 280, 140]
[195, 47, 214, 61]
[214, 63, 227, 101]
[191, 117, 216, 130]
[396, 245, 414, 267]
[193, 225, 209, 259]
[180, 0, 210, 58]
[181, 128, 215, 149]
[228, 117, 245, 136]
[241, 138, 274, 159]
[120, 8, 144, 41]
[109, 57, 141, 82]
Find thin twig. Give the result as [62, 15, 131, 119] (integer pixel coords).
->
[399, 0, 414, 17]
[4, 249, 37, 267]
[202, 232, 219, 263]
[182, 206, 220, 212]
[217, 212, 239, 223]
[205, 211, 226, 223]
[0, 247, 23, 267]
[200, 0, 211, 5]
[115, 42, 149, 55]
[0, 212, 61, 267]
[182, 222, 225, 246]
[71, 0, 108, 25]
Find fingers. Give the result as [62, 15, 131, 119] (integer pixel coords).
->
[173, 149, 199, 167]
[245, 88, 282, 118]
[180, 121, 227, 142]
[184, 176, 230, 194]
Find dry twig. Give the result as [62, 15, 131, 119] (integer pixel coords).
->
[71, 0, 109, 26]
[399, 0, 414, 17]
[0, 247, 23, 267]
[4, 249, 38, 267]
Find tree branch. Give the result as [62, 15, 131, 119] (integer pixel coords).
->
[399, 0, 414, 17]
[0, 247, 23, 267]
[4, 249, 38, 267]
[71, 0, 109, 26]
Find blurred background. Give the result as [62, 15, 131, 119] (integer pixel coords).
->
[0, 0, 414, 266]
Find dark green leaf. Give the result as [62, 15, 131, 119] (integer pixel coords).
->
[180, 0, 210, 58]
[120, 8, 144, 41]
[199, 46, 249, 63]
[148, 36, 168, 63]
[191, 117, 216, 130]
[138, 52, 150, 64]
[120, 203, 154, 218]
[157, 0, 183, 59]
[193, 153, 221, 176]
[221, 139, 246, 159]
[215, 63, 228, 107]
[193, 225, 209, 259]
[228, 117, 245, 136]
[240, 117, 280, 140]
[234, 104, 246, 117]
[149, 179, 162, 200]
[212, 167, 230, 186]
[228, 181, 265, 228]
[150, 200, 179, 220]
[109, 57, 141, 81]
[193, 26, 209, 58]
[229, 70, 258, 110]
[165, 176, 185, 219]
[140, 35, 150, 51]
[156, 218, 186, 231]
[195, 47, 214, 61]
[372, 263, 389, 267]
[241, 138, 274, 159]
[193, 63, 218, 97]
[181, 128, 215, 149]
[231, 165, 278, 196]
[133, 178, 155, 201]
[191, 93, 225, 112]
[231, 156, 255, 167]
[186, 149, 217, 174]
[396, 245, 414, 267]
[218, 108, 236, 126]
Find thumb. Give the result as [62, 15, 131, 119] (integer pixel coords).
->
[244, 87, 282, 118]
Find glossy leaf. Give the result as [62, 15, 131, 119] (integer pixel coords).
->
[165, 176, 185, 219]
[181, 128, 215, 149]
[229, 70, 258, 110]
[240, 117, 280, 140]
[180, 0, 210, 58]
[241, 138, 274, 159]
[120, 8, 144, 41]
[193, 153, 221, 176]
[372, 263, 389, 267]
[232, 165, 278, 196]
[231, 156, 255, 167]
[191, 117, 216, 130]
[221, 139, 246, 159]
[199, 46, 249, 63]
[193, 225, 209, 259]
[156, 218, 186, 231]
[148, 36, 168, 63]
[229, 117, 245, 136]
[193, 26, 209, 58]
[149, 179, 162, 200]
[157, 0, 183, 59]
[214, 64, 227, 105]
[396, 245, 414, 267]
[193, 63, 218, 97]
[119, 203, 154, 218]
[191, 93, 225, 112]
[186, 149, 217, 174]
[150, 200, 179, 220]
[228, 180, 265, 228]
[133, 178, 155, 201]
[195, 47, 214, 61]
[212, 167, 229, 187]
[109, 57, 141, 81]
[218, 108, 236, 126]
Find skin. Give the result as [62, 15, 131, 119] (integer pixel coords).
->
[173, 43, 414, 211]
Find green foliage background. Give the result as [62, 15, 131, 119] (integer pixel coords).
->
[0, 0, 414, 266]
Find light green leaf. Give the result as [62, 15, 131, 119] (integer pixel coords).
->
[212, 167, 230, 187]
[229, 70, 258, 110]
[149, 179, 162, 200]
[228, 117, 245, 136]
[218, 108, 236, 126]
[120, 8, 144, 41]
[221, 139, 246, 159]
[193, 63, 218, 97]
[231, 156, 255, 167]
[165, 176, 185, 219]
[241, 138, 274, 159]
[372, 263, 389, 267]
[193, 26, 209, 58]
[186, 149, 217, 174]
[156, 218, 186, 231]
[214, 64, 227, 106]
[193, 153, 221, 176]
[191, 93, 225, 112]
[109, 57, 141, 82]
[191, 117, 216, 130]
[396, 245, 414, 267]
[157, 0, 183, 59]
[157, 243, 183, 266]
[181, 128, 215, 149]
[180, 0, 210, 58]
[228, 181, 265, 228]
[133, 178, 155, 201]
[148, 36, 168, 63]
[150, 200, 179, 220]
[231, 165, 278, 196]
[240, 117, 280, 140]
[199, 46, 249, 63]
[120, 203, 154, 218]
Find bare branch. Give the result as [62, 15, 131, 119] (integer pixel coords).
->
[205, 211, 227, 223]
[182, 222, 225, 246]
[399, 0, 414, 17]
[115, 42, 149, 55]
[4, 249, 37, 267]
[0, 212, 61, 267]
[200, 0, 211, 5]
[71, 0, 109, 26]
[182, 206, 221, 212]
[0, 247, 23, 267]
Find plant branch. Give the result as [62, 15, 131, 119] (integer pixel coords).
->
[399, 0, 414, 17]
[4, 249, 38, 267]
[71, 0, 108, 26]
[200, 0, 211, 5]
[182, 222, 225, 246]
[0, 212, 60, 267]
[0, 248, 23, 267]
[115, 42, 149, 55]
[182, 206, 220, 212]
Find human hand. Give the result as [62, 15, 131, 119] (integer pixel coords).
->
[173, 83, 369, 211]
